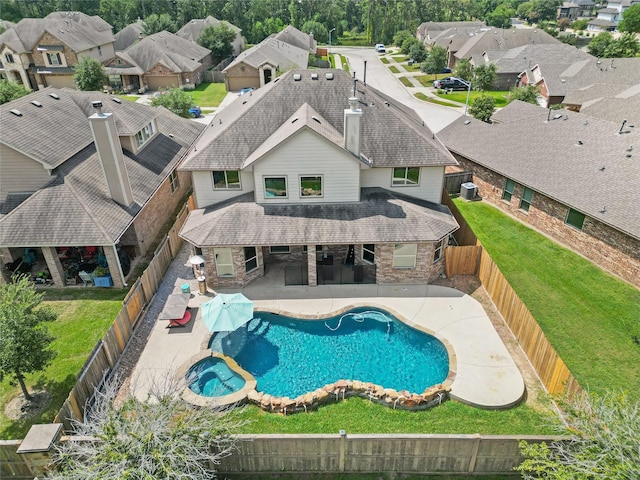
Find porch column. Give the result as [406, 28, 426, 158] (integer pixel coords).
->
[307, 245, 317, 286]
[41, 247, 65, 287]
[104, 246, 125, 288]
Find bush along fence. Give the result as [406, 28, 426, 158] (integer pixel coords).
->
[54, 202, 190, 431]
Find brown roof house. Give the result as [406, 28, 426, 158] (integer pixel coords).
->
[178, 69, 459, 289]
[222, 25, 315, 92]
[0, 11, 115, 91]
[0, 88, 204, 287]
[104, 30, 212, 93]
[437, 100, 640, 288]
[176, 16, 244, 56]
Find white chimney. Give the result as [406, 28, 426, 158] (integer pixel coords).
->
[88, 101, 134, 207]
[344, 96, 362, 157]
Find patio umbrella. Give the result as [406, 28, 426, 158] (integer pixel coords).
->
[201, 293, 254, 332]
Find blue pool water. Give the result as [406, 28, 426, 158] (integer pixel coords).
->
[187, 357, 246, 397]
[208, 307, 449, 399]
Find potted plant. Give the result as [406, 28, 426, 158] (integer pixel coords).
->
[65, 266, 78, 285]
[93, 265, 113, 287]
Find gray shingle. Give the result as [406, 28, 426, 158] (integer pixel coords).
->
[123, 31, 211, 73]
[180, 188, 459, 247]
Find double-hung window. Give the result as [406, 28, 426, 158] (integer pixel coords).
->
[502, 178, 515, 202]
[519, 187, 534, 211]
[5, 53, 14, 63]
[46, 52, 62, 66]
[212, 170, 241, 189]
[362, 244, 375, 264]
[392, 167, 420, 186]
[264, 177, 287, 198]
[565, 208, 585, 230]
[214, 248, 234, 276]
[300, 175, 322, 197]
[392, 243, 417, 268]
[433, 238, 445, 262]
[244, 247, 258, 272]
[169, 170, 180, 193]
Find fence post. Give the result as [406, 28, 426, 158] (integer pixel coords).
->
[339, 430, 347, 472]
[467, 434, 481, 473]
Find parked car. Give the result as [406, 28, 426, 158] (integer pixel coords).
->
[374, 43, 385, 53]
[424, 66, 452, 74]
[238, 87, 255, 96]
[189, 106, 202, 118]
[433, 77, 468, 90]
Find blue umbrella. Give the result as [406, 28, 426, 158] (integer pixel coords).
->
[201, 293, 254, 332]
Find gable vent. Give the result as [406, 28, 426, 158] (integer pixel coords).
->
[311, 73, 318, 80]
[325, 73, 334, 80]
[49, 93, 60, 100]
[10, 109, 22, 116]
[293, 73, 302, 81]
[112, 97, 122, 104]
[31, 101, 42, 107]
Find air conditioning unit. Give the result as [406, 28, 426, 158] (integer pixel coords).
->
[460, 182, 477, 200]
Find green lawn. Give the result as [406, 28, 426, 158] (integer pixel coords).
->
[414, 74, 440, 87]
[414, 93, 459, 107]
[337, 33, 369, 47]
[389, 65, 400, 73]
[238, 397, 560, 435]
[437, 90, 509, 107]
[454, 200, 640, 399]
[380, 57, 390, 64]
[117, 95, 139, 102]
[339, 54, 350, 72]
[231, 476, 517, 480]
[399, 76, 413, 87]
[0, 288, 128, 439]
[184, 82, 227, 107]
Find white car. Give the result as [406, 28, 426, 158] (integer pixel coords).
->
[375, 44, 386, 53]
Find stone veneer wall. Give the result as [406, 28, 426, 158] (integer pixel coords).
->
[452, 153, 640, 288]
[376, 243, 445, 284]
[203, 246, 265, 288]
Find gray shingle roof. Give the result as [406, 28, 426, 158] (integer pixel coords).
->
[181, 69, 456, 171]
[272, 25, 316, 53]
[123, 31, 211, 72]
[437, 101, 640, 240]
[484, 43, 592, 74]
[455, 28, 560, 61]
[0, 90, 205, 247]
[180, 187, 459, 247]
[176, 16, 241, 43]
[223, 37, 308, 72]
[113, 20, 144, 51]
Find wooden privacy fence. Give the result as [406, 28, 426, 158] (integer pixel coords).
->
[477, 250, 582, 396]
[445, 244, 482, 277]
[443, 171, 473, 195]
[54, 200, 192, 431]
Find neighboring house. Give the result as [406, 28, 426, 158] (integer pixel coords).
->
[563, 87, 640, 125]
[557, 0, 595, 20]
[416, 21, 487, 44]
[272, 25, 317, 53]
[0, 11, 115, 91]
[104, 30, 212, 92]
[113, 19, 144, 51]
[178, 69, 460, 290]
[472, 43, 593, 90]
[451, 28, 561, 68]
[0, 87, 204, 288]
[438, 101, 640, 289]
[222, 29, 310, 91]
[588, 0, 640, 30]
[176, 16, 244, 56]
[519, 57, 640, 107]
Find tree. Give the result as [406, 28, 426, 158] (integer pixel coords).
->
[99, 0, 139, 33]
[150, 88, 194, 118]
[74, 56, 107, 91]
[142, 13, 175, 35]
[486, 4, 515, 28]
[469, 94, 496, 122]
[401, 37, 421, 55]
[472, 63, 497, 91]
[588, 31, 613, 57]
[421, 44, 447, 75]
[393, 29, 415, 47]
[0, 79, 29, 104]
[453, 58, 473, 83]
[301, 20, 329, 43]
[409, 42, 428, 62]
[51, 375, 247, 479]
[517, 392, 640, 479]
[507, 84, 540, 105]
[0, 276, 56, 401]
[197, 22, 236, 59]
[604, 32, 640, 57]
[619, 3, 640, 32]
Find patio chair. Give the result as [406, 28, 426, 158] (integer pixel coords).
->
[78, 271, 94, 287]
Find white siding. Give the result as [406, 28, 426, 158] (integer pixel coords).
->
[192, 170, 255, 208]
[253, 129, 360, 204]
[361, 166, 444, 203]
[0, 144, 52, 202]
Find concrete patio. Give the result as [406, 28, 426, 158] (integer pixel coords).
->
[129, 244, 525, 409]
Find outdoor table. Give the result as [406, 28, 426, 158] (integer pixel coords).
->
[158, 293, 191, 327]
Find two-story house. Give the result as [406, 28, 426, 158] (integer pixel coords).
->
[179, 69, 459, 289]
[0, 11, 115, 91]
[588, 0, 640, 31]
[0, 88, 204, 288]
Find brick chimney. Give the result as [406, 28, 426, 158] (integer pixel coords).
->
[344, 96, 362, 157]
[88, 101, 134, 207]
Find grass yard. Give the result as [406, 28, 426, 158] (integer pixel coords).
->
[414, 93, 460, 107]
[338, 33, 369, 47]
[454, 200, 640, 399]
[437, 90, 509, 107]
[238, 397, 560, 435]
[389, 65, 400, 74]
[414, 74, 440, 87]
[0, 288, 128, 439]
[339, 54, 350, 71]
[399, 76, 413, 87]
[184, 82, 227, 107]
[230, 475, 517, 480]
[380, 57, 390, 64]
[404, 63, 422, 72]
[117, 95, 139, 102]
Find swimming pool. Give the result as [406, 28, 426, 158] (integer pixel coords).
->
[208, 307, 449, 399]
[187, 356, 246, 397]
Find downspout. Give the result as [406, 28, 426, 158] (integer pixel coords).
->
[112, 244, 128, 287]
